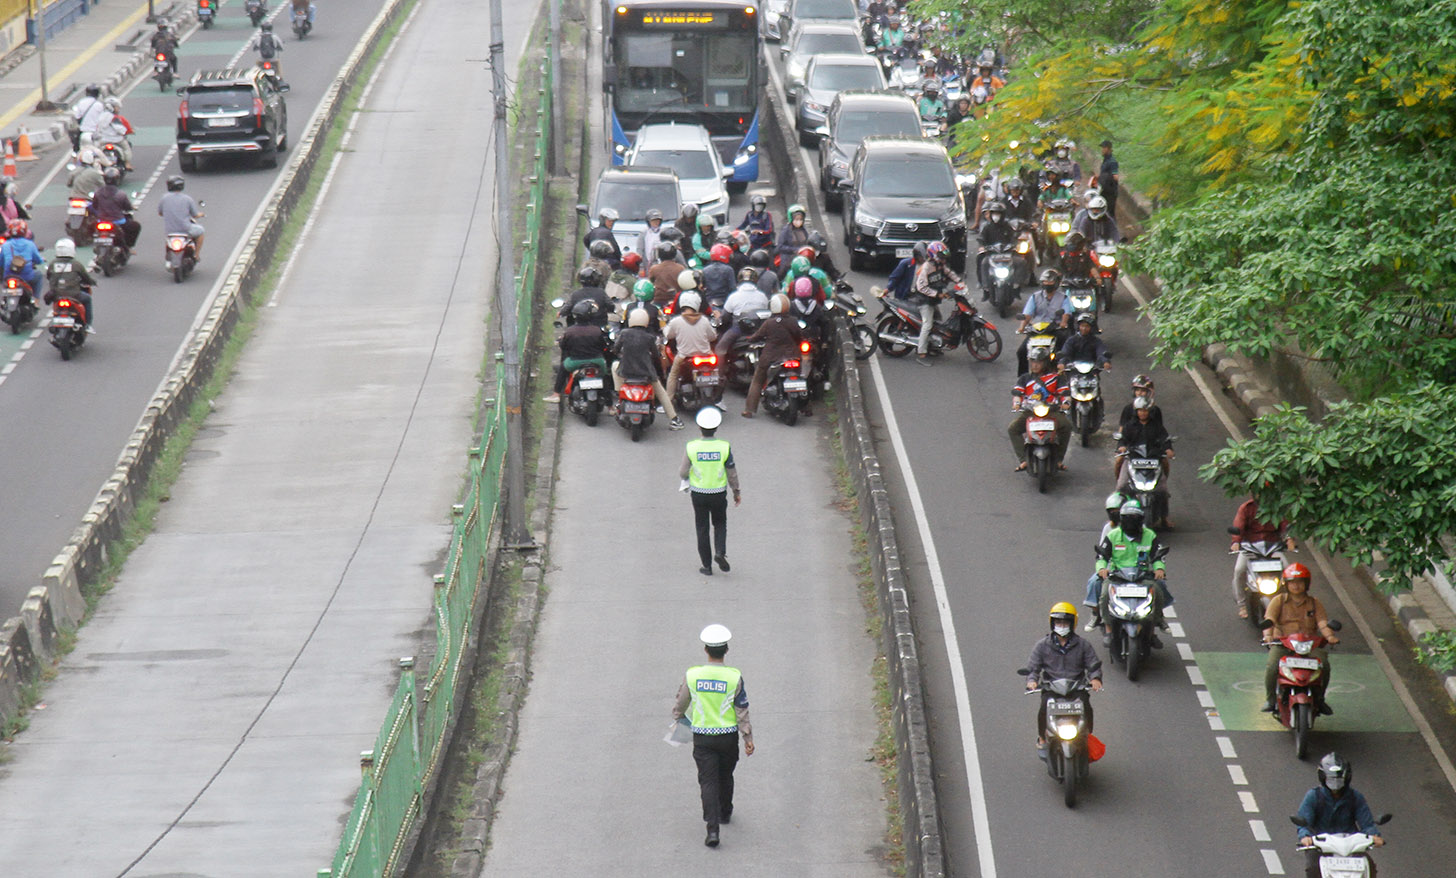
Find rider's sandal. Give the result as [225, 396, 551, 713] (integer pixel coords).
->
[1014, 461, 1028, 472]
[1237, 606, 1249, 619]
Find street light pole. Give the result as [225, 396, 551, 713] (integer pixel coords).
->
[33, 0, 59, 112]
[147, 0, 158, 24]
[548, 0, 563, 174]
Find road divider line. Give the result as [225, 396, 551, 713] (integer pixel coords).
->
[1217, 735, 1237, 758]
[1251, 819, 1270, 841]
[1240, 790, 1260, 812]
[867, 354, 998, 878]
[1229, 764, 1248, 785]
[1261, 848, 1287, 874]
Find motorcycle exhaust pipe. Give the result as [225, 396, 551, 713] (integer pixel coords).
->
[877, 330, 917, 346]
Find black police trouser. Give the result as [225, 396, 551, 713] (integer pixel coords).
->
[691, 490, 727, 567]
[693, 731, 739, 827]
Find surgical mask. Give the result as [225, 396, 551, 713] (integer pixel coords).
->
[1053, 624, 1072, 637]
[1325, 777, 1346, 791]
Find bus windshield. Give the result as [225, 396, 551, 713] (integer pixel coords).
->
[615, 32, 756, 116]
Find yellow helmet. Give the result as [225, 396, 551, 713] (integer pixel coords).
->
[1049, 602, 1078, 628]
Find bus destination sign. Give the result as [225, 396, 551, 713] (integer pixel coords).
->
[639, 10, 723, 26]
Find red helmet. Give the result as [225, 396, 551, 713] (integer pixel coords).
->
[710, 243, 733, 263]
[796, 245, 817, 260]
[621, 251, 642, 272]
[1283, 562, 1311, 582]
[729, 229, 749, 250]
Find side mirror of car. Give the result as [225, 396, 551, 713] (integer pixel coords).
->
[721, 167, 735, 179]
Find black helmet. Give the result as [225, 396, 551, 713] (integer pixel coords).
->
[102, 166, 121, 185]
[85, 83, 102, 98]
[737, 267, 760, 284]
[588, 239, 616, 259]
[570, 299, 600, 322]
[912, 241, 929, 262]
[806, 231, 827, 251]
[1064, 230, 1087, 250]
[167, 175, 186, 192]
[748, 248, 771, 269]
[261, 21, 273, 32]
[1038, 267, 1062, 288]
[714, 228, 734, 245]
[1076, 311, 1096, 328]
[577, 266, 604, 287]
[679, 202, 699, 221]
[1318, 752, 1351, 792]
[1004, 176, 1024, 192]
[655, 241, 679, 262]
[659, 226, 684, 244]
[1118, 500, 1145, 537]
[986, 200, 1005, 221]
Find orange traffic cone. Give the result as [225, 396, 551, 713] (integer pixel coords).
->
[2, 141, 15, 179]
[14, 129, 36, 162]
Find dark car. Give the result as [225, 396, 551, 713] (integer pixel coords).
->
[842, 136, 967, 270]
[818, 91, 922, 208]
[176, 69, 289, 170]
[794, 53, 885, 145]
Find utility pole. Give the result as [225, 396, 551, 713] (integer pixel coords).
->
[489, 0, 532, 548]
[548, 0, 563, 174]
[33, 0, 59, 111]
[148, 0, 158, 24]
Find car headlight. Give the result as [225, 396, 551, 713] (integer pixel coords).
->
[853, 205, 882, 230]
[1056, 722, 1079, 741]
[804, 101, 826, 113]
[1098, 254, 1117, 267]
[941, 211, 965, 229]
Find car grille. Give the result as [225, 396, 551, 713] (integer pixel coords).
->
[880, 220, 941, 242]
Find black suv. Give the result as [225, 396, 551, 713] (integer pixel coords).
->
[818, 91, 921, 209]
[176, 69, 289, 170]
[842, 136, 967, 270]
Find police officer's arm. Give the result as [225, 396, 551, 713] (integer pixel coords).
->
[671, 681, 692, 722]
[723, 449, 740, 496]
[679, 452, 693, 481]
[733, 679, 753, 751]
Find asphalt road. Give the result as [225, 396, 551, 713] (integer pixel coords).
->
[764, 42, 1456, 877]
[0, 1, 393, 615]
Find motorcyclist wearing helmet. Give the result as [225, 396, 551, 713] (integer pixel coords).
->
[917, 80, 946, 124]
[1042, 139, 1082, 194]
[1008, 351, 1072, 469]
[291, 0, 316, 26]
[1059, 231, 1095, 282]
[71, 84, 106, 145]
[736, 195, 774, 251]
[1025, 603, 1103, 750]
[45, 236, 95, 331]
[1262, 563, 1338, 715]
[562, 265, 612, 327]
[975, 200, 1017, 297]
[95, 97, 135, 171]
[252, 21, 285, 77]
[1096, 501, 1170, 642]
[742, 294, 805, 418]
[1058, 312, 1111, 370]
[641, 208, 666, 268]
[780, 253, 831, 303]
[614, 306, 682, 429]
[544, 299, 612, 404]
[1073, 193, 1119, 243]
[150, 23, 178, 73]
[623, 278, 663, 334]
[1229, 496, 1293, 619]
[664, 292, 716, 429]
[159, 175, 205, 259]
[970, 63, 1005, 96]
[1295, 753, 1383, 875]
[910, 240, 961, 363]
[804, 230, 842, 284]
[715, 269, 771, 358]
[605, 250, 643, 301]
[1114, 396, 1174, 514]
[747, 248, 779, 296]
[69, 140, 107, 198]
[584, 207, 622, 269]
[91, 167, 141, 254]
[886, 241, 928, 300]
[674, 202, 700, 242]
[878, 15, 906, 50]
[648, 239, 687, 304]
[1, 220, 45, 304]
[774, 204, 811, 265]
[692, 215, 719, 266]
[0, 182, 30, 229]
[790, 277, 831, 413]
[1015, 268, 1070, 373]
[1083, 493, 1132, 628]
[700, 243, 738, 306]
[1001, 175, 1037, 223]
[1118, 373, 1163, 433]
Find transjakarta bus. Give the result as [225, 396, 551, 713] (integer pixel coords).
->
[604, 0, 764, 184]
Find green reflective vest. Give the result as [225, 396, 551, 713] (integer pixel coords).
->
[687, 664, 742, 734]
[686, 437, 731, 492]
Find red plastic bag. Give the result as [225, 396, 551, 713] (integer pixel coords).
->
[1087, 734, 1106, 762]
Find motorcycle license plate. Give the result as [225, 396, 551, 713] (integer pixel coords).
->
[1050, 700, 1083, 713]
[50, 316, 76, 327]
[578, 377, 603, 389]
[1250, 560, 1284, 573]
[1326, 858, 1366, 871]
[67, 205, 87, 215]
[894, 248, 913, 258]
[1115, 584, 1149, 598]
[1131, 458, 1159, 468]
[783, 378, 808, 392]
[207, 117, 234, 128]
[1027, 419, 1055, 431]
[95, 236, 114, 246]
[697, 373, 720, 385]
[1282, 656, 1321, 670]
[622, 401, 650, 414]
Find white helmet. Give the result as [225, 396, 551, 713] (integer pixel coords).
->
[1086, 194, 1108, 219]
[677, 291, 702, 312]
[599, 207, 620, 222]
[104, 97, 121, 112]
[699, 623, 732, 647]
[677, 269, 698, 291]
[695, 406, 723, 430]
[1083, 187, 1100, 202]
[770, 293, 789, 314]
[627, 307, 650, 328]
[54, 237, 76, 259]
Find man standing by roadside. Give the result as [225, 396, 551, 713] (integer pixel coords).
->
[672, 623, 754, 848]
[1091, 139, 1120, 219]
[679, 406, 740, 575]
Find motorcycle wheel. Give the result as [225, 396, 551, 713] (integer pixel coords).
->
[1036, 460, 1049, 494]
[782, 397, 800, 427]
[1104, 281, 1114, 313]
[967, 325, 1002, 362]
[584, 403, 600, 427]
[1080, 423, 1093, 447]
[875, 313, 913, 358]
[996, 287, 1012, 319]
[630, 421, 644, 442]
[1126, 634, 1142, 681]
[174, 265, 184, 284]
[851, 322, 876, 360]
[58, 334, 72, 361]
[1062, 753, 1079, 808]
[1293, 703, 1311, 760]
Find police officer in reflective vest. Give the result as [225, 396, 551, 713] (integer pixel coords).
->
[672, 624, 754, 848]
[679, 406, 741, 575]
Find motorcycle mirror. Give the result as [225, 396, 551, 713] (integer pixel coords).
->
[279, 83, 292, 93]
[1376, 813, 1392, 826]
[66, 162, 77, 172]
[198, 200, 206, 208]
[1289, 816, 1309, 829]
[1015, 667, 1030, 676]
[1326, 620, 1343, 632]
[575, 203, 589, 218]
[1227, 526, 1241, 535]
[550, 297, 565, 309]
[1258, 619, 1275, 630]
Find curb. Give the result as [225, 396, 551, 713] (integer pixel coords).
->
[0, 0, 411, 732]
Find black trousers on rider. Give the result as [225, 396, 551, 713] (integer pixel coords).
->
[691, 490, 728, 569]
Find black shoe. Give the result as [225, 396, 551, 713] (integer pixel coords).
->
[1261, 698, 1276, 713]
[705, 826, 720, 847]
[1317, 701, 1333, 716]
[699, 565, 713, 576]
[715, 554, 730, 572]
[720, 810, 732, 825]
[1151, 635, 1164, 650]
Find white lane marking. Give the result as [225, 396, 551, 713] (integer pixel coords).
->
[1186, 664, 1204, 686]
[1168, 621, 1186, 638]
[134, 145, 178, 204]
[1208, 714, 1226, 731]
[1164, 605, 1178, 618]
[1217, 736, 1237, 759]
[1197, 689, 1215, 708]
[18, 338, 34, 351]
[0, 362, 15, 375]
[1261, 849, 1286, 874]
[1228, 764, 1248, 785]
[1177, 642, 1195, 662]
[867, 354, 998, 878]
[1240, 791, 1260, 812]
[1251, 819, 1270, 842]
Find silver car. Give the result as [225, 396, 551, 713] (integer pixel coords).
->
[794, 53, 885, 144]
[782, 21, 866, 97]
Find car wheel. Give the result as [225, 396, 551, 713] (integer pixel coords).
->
[179, 153, 197, 172]
[259, 145, 278, 169]
[277, 128, 288, 152]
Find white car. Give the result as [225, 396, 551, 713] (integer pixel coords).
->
[624, 123, 732, 225]
[762, 0, 790, 40]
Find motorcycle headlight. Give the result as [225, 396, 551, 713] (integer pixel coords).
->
[1050, 221, 1070, 234]
[991, 265, 1010, 279]
[1072, 388, 1096, 401]
[1256, 576, 1280, 596]
[1098, 254, 1117, 267]
[1031, 403, 1050, 417]
[1292, 639, 1314, 655]
[1056, 722, 1079, 741]
[1016, 239, 1031, 254]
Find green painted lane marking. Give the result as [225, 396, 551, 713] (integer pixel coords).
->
[1198, 651, 1416, 732]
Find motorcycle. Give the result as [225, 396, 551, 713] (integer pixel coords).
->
[1093, 239, 1119, 313]
[1262, 620, 1340, 758]
[92, 217, 131, 277]
[1022, 319, 1060, 366]
[99, 142, 128, 181]
[292, 3, 315, 38]
[825, 289, 875, 360]
[564, 362, 609, 426]
[197, 0, 216, 28]
[1018, 668, 1095, 808]
[246, 0, 268, 27]
[1120, 439, 1173, 529]
[48, 294, 88, 361]
[615, 376, 657, 441]
[674, 350, 723, 412]
[1019, 397, 1063, 493]
[758, 349, 810, 426]
[1063, 360, 1105, 446]
[1063, 278, 1099, 331]
[981, 242, 1022, 319]
[871, 285, 1002, 362]
[166, 233, 199, 284]
[1229, 532, 1289, 625]
[1039, 180, 1077, 265]
[1, 275, 37, 333]
[257, 58, 284, 86]
[1289, 814, 1390, 878]
[64, 194, 95, 246]
[1104, 557, 1167, 681]
[723, 309, 767, 393]
[153, 52, 174, 91]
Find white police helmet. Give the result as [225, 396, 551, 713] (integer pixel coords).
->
[700, 624, 732, 647]
[695, 406, 723, 430]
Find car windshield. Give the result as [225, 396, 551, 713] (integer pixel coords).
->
[595, 179, 680, 221]
[861, 156, 955, 198]
[188, 87, 253, 113]
[633, 149, 716, 180]
[836, 108, 920, 146]
[795, 0, 854, 18]
[795, 32, 863, 58]
[809, 64, 880, 92]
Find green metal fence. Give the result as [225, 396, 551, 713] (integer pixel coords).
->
[318, 44, 553, 878]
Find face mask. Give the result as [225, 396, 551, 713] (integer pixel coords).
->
[1325, 777, 1345, 791]
[1053, 624, 1071, 637]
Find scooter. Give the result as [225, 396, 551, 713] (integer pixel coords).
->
[872, 285, 1002, 361]
[1230, 531, 1289, 626]
[1121, 439, 1173, 528]
[99, 142, 128, 181]
[1104, 559, 1167, 681]
[758, 348, 811, 426]
[0, 276, 37, 333]
[564, 362, 609, 426]
[165, 233, 199, 284]
[64, 193, 95, 246]
[1063, 360, 1105, 446]
[1093, 240, 1119, 312]
[292, 3, 315, 38]
[257, 58, 284, 86]
[48, 294, 89, 361]
[1020, 397, 1063, 493]
[674, 351, 723, 412]
[197, 0, 216, 28]
[981, 242, 1020, 319]
[724, 309, 767, 392]
[246, 0, 268, 26]
[615, 375, 657, 441]
[825, 290, 876, 360]
[1018, 668, 1095, 808]
[92, 217, 132, 277]
[1261, 620, 1340, 759]
[153, 52, 174, 91]
[1289, 814, 1390, 878]
[1064, 279, 1099, 331]
[1022, 320, 1060, 366]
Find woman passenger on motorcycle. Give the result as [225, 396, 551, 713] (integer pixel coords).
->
[1261, 564, 1339, 716]
[1117, 373, 1163, 433]
[1025, 603, 1102, 751]
[791, 277, 832, 415]
[0, 183, 30, 229]
[774, 204, 812, 266]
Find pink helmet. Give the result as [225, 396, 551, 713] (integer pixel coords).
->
[792, 276, 814, 298]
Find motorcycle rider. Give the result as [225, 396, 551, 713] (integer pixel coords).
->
[737, 195, 774, 251]
[1229, 495, 1293, 618]
[544, 300, 612, 405]
[1024, 602, 1102, 751]
[648, 240, 686, 304]
[691, 215, 719, 266]
[780, 253, 831, 303]
[1083, 493, 1132, 630]
[1060, 231, 1096, 283]
[742, 294, 804, 418]
[561, 266, 612, 327]
[1262, 563, 1338, 715]
[252, 22, 285, 80]
[805, 230, 842, 287]
[623, 278, 663, 335]
[774, 204, 811, 266]
[1001, 176, 1037, 223]
[910, 240, 960, 365]
[715, 269, 770, 357]
[748, 249, 779, 296]
[674, 202, 700, 244]
[1015, 268, 1070, 373]
[664, 291, 715, 428]
[917, 80, 947, 126]
[96, 97, 135, 171]
[1114, 396, 1174, 501]
[584, 207, 622, 269]
[1295, 753, 1383, 877]
[1042, 139, 1082, 193]
[1073, 194, 1119, 244]
[1118, 373, 1163, 432]
[1096, 501, 1170, 645]
[641, 208, 666, 267]
[976, 200, 1017, 298]
[91, 167, 141, 257]
[1058, 312, 1111, 369]
[613, 306, 681, 428]
[70, 84, 106, 147]
[886, 241, 927, 300]
[877, 14, 906, 51]
[43, 237, 95, 334]
[0, 182, 30, 228]
[790, 277, 831, 415]
[158, 175, 204, 260]
[701, 243, 737, 307]
[969, 61, 1005, 97]
[1008, 351, 1071, 471]
[291, 0, 317, 27]
[151, 23, 179, 74]
[2, 220, 45, 305]
[606, 250, 643, 301]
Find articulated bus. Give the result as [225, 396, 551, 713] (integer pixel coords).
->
[604, 0, 764, 184]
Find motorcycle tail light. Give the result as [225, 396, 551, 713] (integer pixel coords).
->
[783, 359, 800, 369]
[96, 222, 114, 232]
[69, 198, 88, 208]
[57, 299, 73, 309]
[799, 341, 811, 353]
[168, 237, 188, 251]
[619, 384, 653, 402]
[692, 354, 717, 367]
[5, 278, 15, 288]
[663, 302, 676, 315]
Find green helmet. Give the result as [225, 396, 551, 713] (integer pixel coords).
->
[697, 214, 716, 230]
[787, 203, 806, 221]
[632, 278, 655, 301]
[790, 255, 811, 274]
